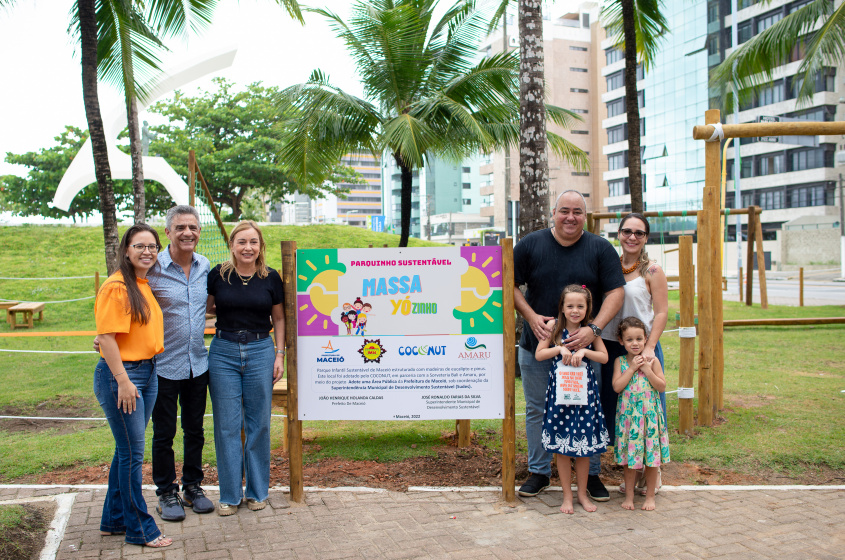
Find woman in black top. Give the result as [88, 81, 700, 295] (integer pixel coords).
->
[207, 220, 284, 515]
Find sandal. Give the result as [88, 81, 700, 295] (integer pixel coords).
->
[145, 535, 172, 548]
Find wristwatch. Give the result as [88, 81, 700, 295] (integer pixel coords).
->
[588, 323, 602, 337]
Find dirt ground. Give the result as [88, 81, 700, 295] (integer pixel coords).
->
[17, 436, 844, 490]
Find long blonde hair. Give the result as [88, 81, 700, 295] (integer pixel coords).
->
[220, 220, 270, 283]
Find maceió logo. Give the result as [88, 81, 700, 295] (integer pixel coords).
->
[464, 337, 487, 351]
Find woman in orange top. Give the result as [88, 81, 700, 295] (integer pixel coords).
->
[94, 224, 170, 548]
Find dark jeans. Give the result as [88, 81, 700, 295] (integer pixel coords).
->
[151, 371, 209, 496]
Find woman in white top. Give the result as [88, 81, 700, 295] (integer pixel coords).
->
[600, 213, 669, 493]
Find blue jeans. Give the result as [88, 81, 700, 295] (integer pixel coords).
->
[94, 358, 160, 545]
[518, 347, 604, 478]
[208, 336, 274, 506]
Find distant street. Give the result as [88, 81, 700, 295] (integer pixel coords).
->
[723, 271, 845, 306]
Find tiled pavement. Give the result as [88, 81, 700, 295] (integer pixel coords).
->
[2, 485, 844, 559]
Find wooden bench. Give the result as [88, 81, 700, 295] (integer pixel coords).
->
[272, 378, 289, 451]
[8, 302, 45, 329]
[0, 301, 20, 324]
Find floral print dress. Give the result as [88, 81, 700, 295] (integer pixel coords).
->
[614, 356, 670, 469]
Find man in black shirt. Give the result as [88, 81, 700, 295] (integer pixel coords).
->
[513, 190, 625, 499]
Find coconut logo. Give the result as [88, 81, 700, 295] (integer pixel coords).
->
[398, 344, 446, 356]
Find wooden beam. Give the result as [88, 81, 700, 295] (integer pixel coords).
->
[724, 317, 845, 327]
[281, 240, 303, 503]
[678, 236, 694, 436]
[501, 238, 516, 504]
[693, 121, 845, 141]
[188, 149, 196, 207]
[745, 208, 756, 306]
[704, 112, 724, 413]
[754, 207, 768, 309]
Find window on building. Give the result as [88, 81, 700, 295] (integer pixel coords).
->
[571, 108, 589, 114]
[571, 171, 589, 176]
[741, 158, 753, 178]
[738, 22, 753, 44]
[759, 189, 785, 210]
[707, 1, 719, 23]
[571, 87, 589, 93]
[607, 97, 625, 117]
[608, 178, 629, 197]
[636, 64, 644, 81]
[462, 182, 471, 189]
[789, 184, 828, 207]
[570, 45, 588, 51]
[582, 13, 590, 27]
[462, 166, 470, 173]
[607, 71, 624, 91]
[605, 47, 622, 65]
[789, 147, 833, 171]
[638, 90, 645, 108]
[462, 198, 472, 205]
[757, 10, 783, 34]
[756, 80, 784, 106]
[572, 130, 589, 135]
[789, 106, 833, 121]
[570, 67, 588, 73]
[607, 124, 626, 144]
[707, 34, 719, 55]
[741, 192, 755, 208]
[608, 151, 628, 171]
[757, 152, 785, 175]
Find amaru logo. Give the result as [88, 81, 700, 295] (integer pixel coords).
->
[398, 345, 446, 356]
[318, 340, 344, 362]
[460, 337, 490, 360]
[464, 337, 487, 351]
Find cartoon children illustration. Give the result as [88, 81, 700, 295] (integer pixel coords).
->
[355, 313, 367, 335]
[340, 313, 352, 335]
[362, 303, 372, 314]
[346, 310, 358, 331]
[353, 297, 364, 312]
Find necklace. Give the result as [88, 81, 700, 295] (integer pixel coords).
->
[620, 257, 638, 275]
[237, 270, 256, 286]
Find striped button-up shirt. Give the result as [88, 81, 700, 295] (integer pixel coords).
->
[149, 246, 210, 380]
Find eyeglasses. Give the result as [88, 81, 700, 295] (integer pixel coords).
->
[130, 243, 161, 253]
[619, 228, 647, 239]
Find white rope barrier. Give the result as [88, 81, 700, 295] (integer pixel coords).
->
[0, 296, 95, 304]
[0, 349, 98, 354]
[0, 413, 289, 421]
[0, 275, 97, 280]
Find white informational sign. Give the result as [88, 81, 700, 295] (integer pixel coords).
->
[553, 363, 588, 406]
[295, 247, 505, 420]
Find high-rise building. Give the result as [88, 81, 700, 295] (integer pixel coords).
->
[479, 2, 607, 237]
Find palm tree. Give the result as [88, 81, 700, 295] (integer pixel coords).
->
[712, 0, 844, 107]
[278, 0, 587, 247]
[602, 0, 668, 214]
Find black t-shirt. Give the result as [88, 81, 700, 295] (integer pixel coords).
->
[207, 265, 284, 333]
[513, 229, 625, 353]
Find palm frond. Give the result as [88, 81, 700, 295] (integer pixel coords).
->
[271, 0, 304, 25]
[547, 132, 590, 172]
[711, 0, 836, 107]
[145, 0, 217, 39]
[546, 105, 584, 131]
[601, 0, 669, 70]
[382, 113, 440, 169]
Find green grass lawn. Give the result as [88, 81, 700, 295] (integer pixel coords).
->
[0, 225, 843, 482]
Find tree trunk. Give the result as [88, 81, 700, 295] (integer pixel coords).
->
[394, 153, 412, 248]
[517, 0, 550, 236]
[79, 0, 120, 275]
[622, 0, 643, 214]
[127, 92, 145, 223]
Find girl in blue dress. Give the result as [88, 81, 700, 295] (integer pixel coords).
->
[535, 284, 609, 513]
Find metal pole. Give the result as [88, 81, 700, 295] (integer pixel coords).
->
[731, 0, 742, 295]
[840, 173, 845, 279]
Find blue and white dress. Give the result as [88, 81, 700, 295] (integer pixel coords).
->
[541, 329, 609, 457]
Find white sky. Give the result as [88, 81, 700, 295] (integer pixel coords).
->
[0, 0, 365, 177]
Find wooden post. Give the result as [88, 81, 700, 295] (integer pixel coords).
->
[753, 207, 768, 309]
[704, 111, 724, 414]
[586, 214, 594, 235]
[799, 267, 804, 307]
[188, 150, 196, 207]
[281, 241, 303, 503]
[456, 420, 471, 447]
[678, 236, 695, 436]
[745, 209, 756, 306]
[738, 266, 743, 303]
[501, 238, 516, 503]
[94, 271, 100, 295]
[696, 201, 713, 426]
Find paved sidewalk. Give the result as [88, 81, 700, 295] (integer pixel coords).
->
[2, 485, 844, 559]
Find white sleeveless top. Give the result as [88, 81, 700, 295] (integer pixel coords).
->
[602, 276, 654, 341]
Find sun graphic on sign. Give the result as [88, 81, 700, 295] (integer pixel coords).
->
[297, 250, 346, 336]
[453, 246, 503, 334]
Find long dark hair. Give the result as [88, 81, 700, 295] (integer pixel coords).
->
[550, 284, 594, 344]
[118, 224, 161, 325]
[619, 212, 652, 277]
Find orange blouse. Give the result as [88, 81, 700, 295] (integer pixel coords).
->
[95, 272, 164, 361]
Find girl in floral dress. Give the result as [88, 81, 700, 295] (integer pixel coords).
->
[612, 317, 670, 511]
[535, 285, 609, 514]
